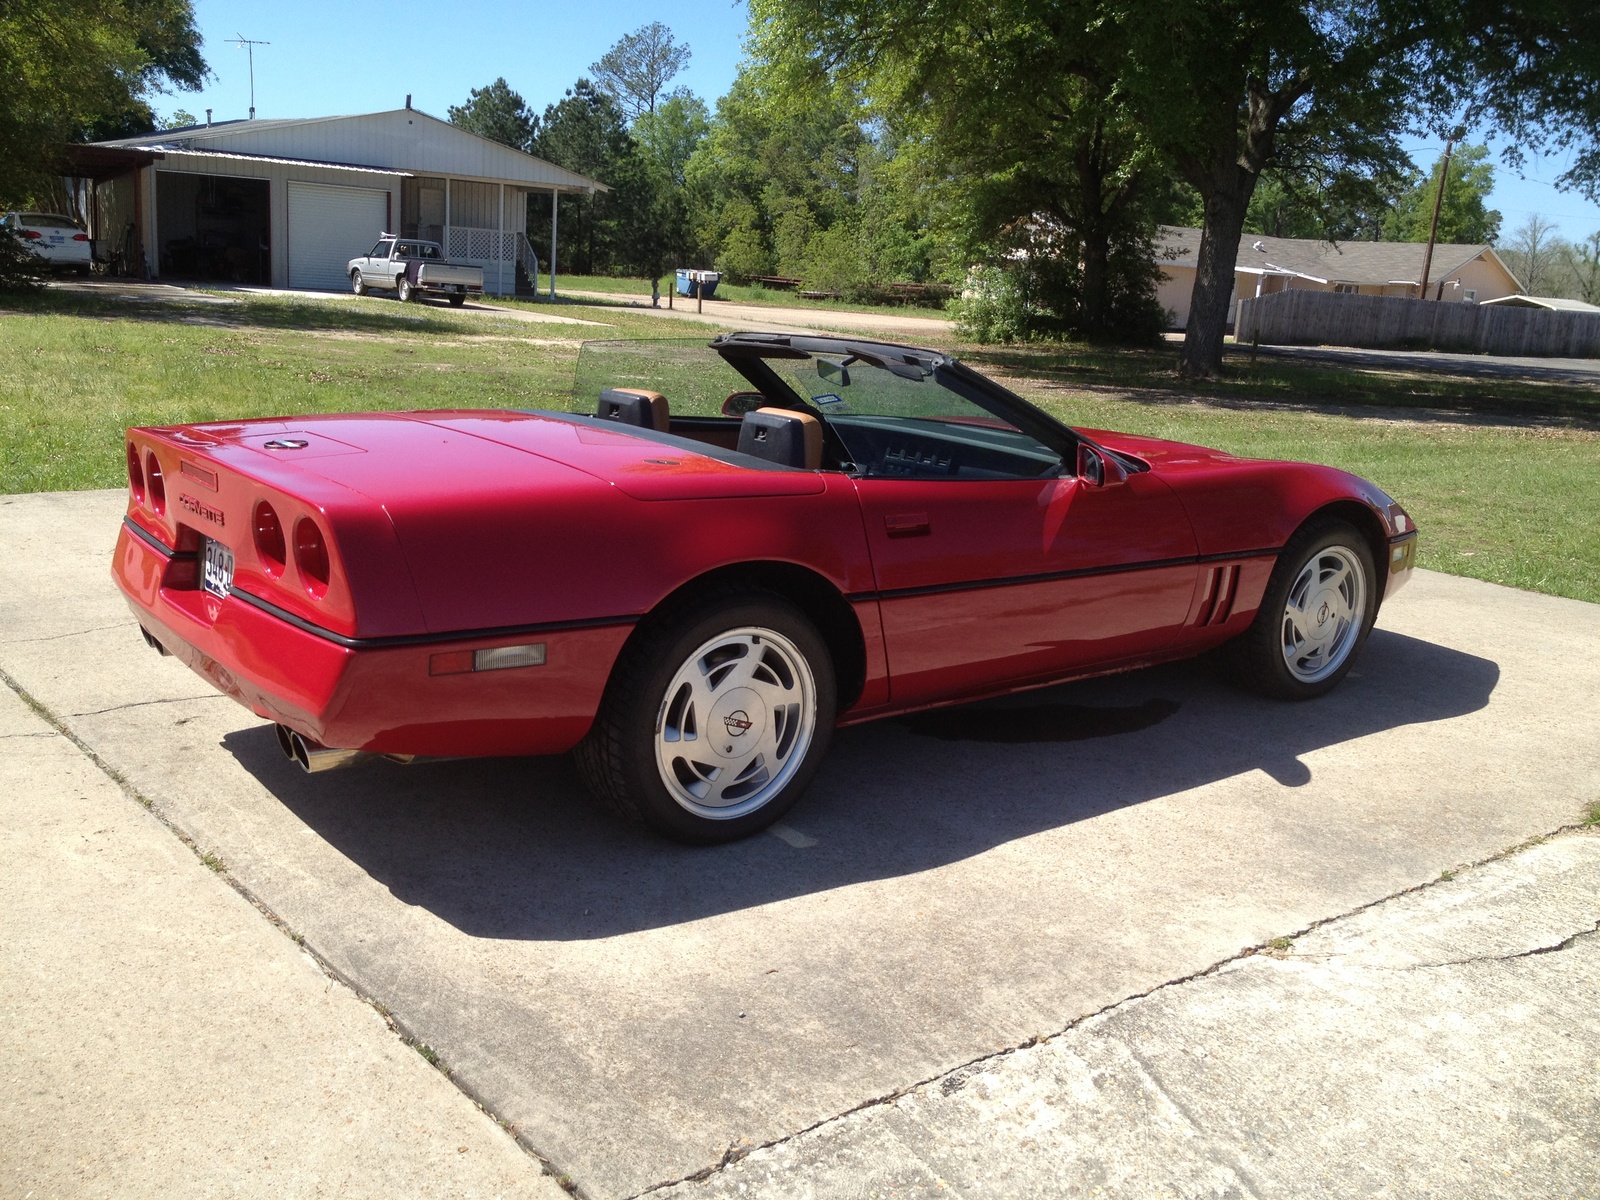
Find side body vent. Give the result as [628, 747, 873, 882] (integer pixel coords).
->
[1195, 564, 1241, 627]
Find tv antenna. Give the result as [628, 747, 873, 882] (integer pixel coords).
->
[228, 35, 270, 119]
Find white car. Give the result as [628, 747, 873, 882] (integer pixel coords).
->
[3, 212, 92, 274]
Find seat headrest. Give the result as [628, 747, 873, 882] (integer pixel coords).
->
[737, 407, 823, 470]
[598, 388, 669, 432]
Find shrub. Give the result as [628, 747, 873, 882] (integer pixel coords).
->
[951, 266, 1035, 343]
[0, 229, 45, 293]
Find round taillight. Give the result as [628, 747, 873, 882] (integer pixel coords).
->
[254, 502, 286, 574]
[293, 517, 330, 597]
[145, 452, 166, 515]
[127, 443, 145, 503]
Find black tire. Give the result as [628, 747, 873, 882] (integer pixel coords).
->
[396, 274, 415, 302]
[1230, 519, 1379, 701]
[448, 292, 466, 307]
[350, 269, 366, 296]
[575, 586, 837, 844]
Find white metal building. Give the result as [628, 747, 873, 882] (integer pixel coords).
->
[79, 105, 606, 296]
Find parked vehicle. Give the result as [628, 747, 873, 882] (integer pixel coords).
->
[347, 235, 482, 305]
[3, 212, 91, 274]
[113, 332, 1417, 843]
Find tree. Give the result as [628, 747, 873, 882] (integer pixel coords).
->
[590, 23, 692, 122]
[1501, 214, 1564, 296]
[532, 80, 669, 277]
[750, 0, 1166, 337]
[752, 0, 1446, 368]
[1240, 166, 1409, 241]
[1462, 0, 1600, 201]
[0, 0, 206, 205]
[683, 61, 869, 283]
[1381, 144, 1501, 245]
[633, 92, 711, 271]
[1112, 0, 1458, 374]
[161, 108, 199, 130]
[1567, 232, 1600, 306]
[448, 78, 537, 152]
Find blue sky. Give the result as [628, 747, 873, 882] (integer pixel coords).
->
[157, 0, 1600, 247]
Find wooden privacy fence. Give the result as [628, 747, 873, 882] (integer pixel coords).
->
[1236, 290, 1600, 358]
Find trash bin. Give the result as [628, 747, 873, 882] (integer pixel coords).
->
[675, 269, 721, 299]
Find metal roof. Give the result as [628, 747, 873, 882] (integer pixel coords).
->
[145, 147, 411, 176]
[1159, 226, 1524, 292]
[1478, 294, 1600, 313]
[94, 107, 607, 193]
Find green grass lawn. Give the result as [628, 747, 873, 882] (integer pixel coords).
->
[549, 273, 952, 318]
[0, 289, 723, 493]
[2, 288, 1595, 604]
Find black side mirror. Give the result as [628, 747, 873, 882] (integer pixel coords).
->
[722, 392, 766, 416]
[1076, 443, 1128, 488]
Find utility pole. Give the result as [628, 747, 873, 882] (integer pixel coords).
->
[228, 35, 270, 120]
[1417, 138, 1453, 301]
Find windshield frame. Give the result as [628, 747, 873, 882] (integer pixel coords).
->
[712, 333, 1091, 475]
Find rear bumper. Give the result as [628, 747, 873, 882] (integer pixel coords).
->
[1384, 531, 1419, 599]
[113, 524, 630, 757]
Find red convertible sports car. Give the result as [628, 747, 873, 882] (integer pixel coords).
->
[114, 332, 1417, 842]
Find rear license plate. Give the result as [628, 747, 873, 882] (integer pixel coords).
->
[202, 538, 235, 599]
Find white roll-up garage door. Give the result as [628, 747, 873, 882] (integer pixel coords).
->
[287, 181, 388, 290]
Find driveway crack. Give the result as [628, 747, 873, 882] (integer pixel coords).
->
[67, 693, 228, 718]
[2, 620, 136, 645]
[1367, 920, 1600, 971]
[625, 824, 1600, 1199]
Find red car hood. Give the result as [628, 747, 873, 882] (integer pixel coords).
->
[1078, 428, 1253, 473]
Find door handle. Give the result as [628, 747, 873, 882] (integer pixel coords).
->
[885, 512, 931, 537]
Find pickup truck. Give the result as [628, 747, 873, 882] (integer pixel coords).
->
[348, 236, 482, 306]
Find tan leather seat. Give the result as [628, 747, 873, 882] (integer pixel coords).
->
[737, 407, 823, 469]
[598, 388, 670, 432]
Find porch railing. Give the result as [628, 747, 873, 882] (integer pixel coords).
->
[514, 232, 540, 295]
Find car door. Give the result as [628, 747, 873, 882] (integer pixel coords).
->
[358, 241, 385, 284]
[793, 358, 1200, 709]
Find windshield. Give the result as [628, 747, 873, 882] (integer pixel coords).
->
[783, 355, 1063, 479]
[572, 338, 756, 416]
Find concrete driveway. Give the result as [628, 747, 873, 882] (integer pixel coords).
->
[3, 490, 1598, 1197]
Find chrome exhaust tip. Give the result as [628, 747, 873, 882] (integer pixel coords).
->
[279, 727, 372, 774]
[274, 725, 413, 772]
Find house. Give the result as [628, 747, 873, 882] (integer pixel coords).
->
[1156, 226, 1523, 330]
[65, 104, 607, 296]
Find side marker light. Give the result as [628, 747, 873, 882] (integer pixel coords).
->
[429, 643, 547, 676]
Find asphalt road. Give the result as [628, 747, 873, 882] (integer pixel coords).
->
[3, 491, 1598, 1197]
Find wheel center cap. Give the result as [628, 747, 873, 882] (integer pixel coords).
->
[708, 687, 766, 758]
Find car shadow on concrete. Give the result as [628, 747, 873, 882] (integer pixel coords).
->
[221, 628, 1497, 941]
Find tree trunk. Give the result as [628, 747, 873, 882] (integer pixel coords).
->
[1077, 124, 1111, 335]
[1178, 80, 1296, 377]
[1179, 173, 1253, 376]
